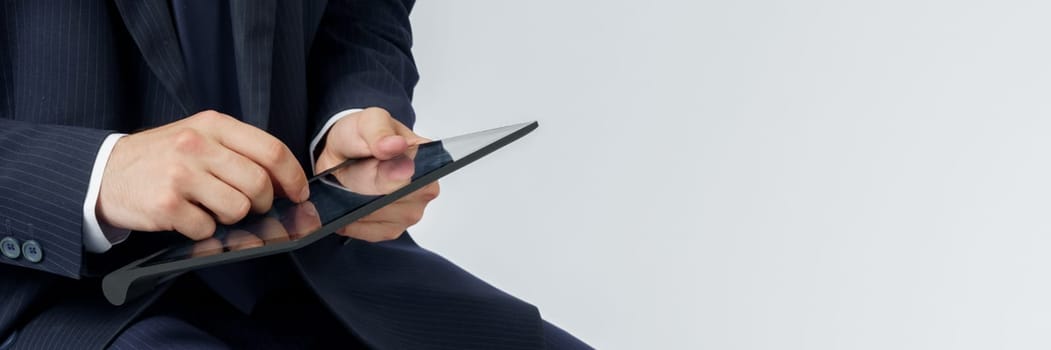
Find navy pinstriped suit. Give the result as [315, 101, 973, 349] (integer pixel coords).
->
[0, 0, 588, 348]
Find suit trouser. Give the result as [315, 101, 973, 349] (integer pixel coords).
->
[108, 273, 589, 349]
[6, 234, 594, 349]
[111, 313, 586, 350]
[110, 273, 365, 349]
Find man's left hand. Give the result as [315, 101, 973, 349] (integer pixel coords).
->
[315, 107, 440, 242]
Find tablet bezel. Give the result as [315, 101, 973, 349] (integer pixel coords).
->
[102, 121, 538, 305]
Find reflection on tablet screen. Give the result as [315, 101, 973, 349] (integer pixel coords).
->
[140, 140, 455, 266]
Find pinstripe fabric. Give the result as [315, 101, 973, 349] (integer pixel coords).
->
[108, 277, 586, 350]
[308, 0, 420, 130]
[0, 0, 128, 279]
[108, 316, 228, 350]
[229, 0, 276, 130]
[0, 266, 51, 342]
[0, 1, 316, 346]
[292, 234, 551, 349]
[0, 120, 109, 278]
[269, 0, 311, 171]
[11, 280, 173, 350]
[1, 1, 588, 348]
[112, 0, 195, 115]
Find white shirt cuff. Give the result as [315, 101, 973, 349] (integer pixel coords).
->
[309, 108, 362, 173]
[83, 133, 131, 253]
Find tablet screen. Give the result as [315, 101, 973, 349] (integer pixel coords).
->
[138, 123, 527, 267]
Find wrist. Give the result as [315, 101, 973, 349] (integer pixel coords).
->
[83, 133, 129, 253]
[95, 136, 127, 228]
[310, 108, 363, 173]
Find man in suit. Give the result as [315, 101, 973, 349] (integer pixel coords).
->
[0, 0, 589, 348]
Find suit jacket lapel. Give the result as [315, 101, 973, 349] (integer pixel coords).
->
[229, 0, 277, 129]
[113, 0, 195, 116]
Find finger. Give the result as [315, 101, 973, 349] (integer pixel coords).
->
[386, 114, 420, 142]
[404, 143, 421, 159]
[185, 176, 252, 225]
[206, 147, 274, 214]
[202, 116, 309, 202]
[416, 182, 441, 202]
[280, 202, 321, 239]
[354, 197, 430, 228]
[190, 238, 223, 257]
[328, 157, 407, 195]
[410, 134, 432, 145]
[226, 230, 264, 251]
[330, 155, 416, 195]
[374, 182, 441, 206]
[338, 221, 406, 243]
[329, 158, 383, 194]
[171, 202, 217, 240]
[375, 154, 416, 186]
[248, 217, 290, 244]
[357, 110, 411, 160]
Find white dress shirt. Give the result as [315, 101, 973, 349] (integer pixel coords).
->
[82, 109, 361, 253]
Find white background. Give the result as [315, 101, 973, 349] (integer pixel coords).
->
[409, 1, 1051, 349]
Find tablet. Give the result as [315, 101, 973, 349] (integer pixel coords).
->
[102, 121, 539, 305]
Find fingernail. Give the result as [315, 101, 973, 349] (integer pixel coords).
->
[299, 186, 311, 201]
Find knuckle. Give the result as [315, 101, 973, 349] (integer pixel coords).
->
[194, 110, 227, 124]
[223, 198, 251, 224]
[361, 110, 386, 125]
[421, 183, 440, 201]
[260, 140, 288, 166]
[236, 196, 252, 217]
[154, 192, 182, 216]
[254, 196, 274, 213]
[183, 229, 205, 240]
[171, 129, 204, 154]
[247, 167, 271, 194]
[165, 164, 192, 185]
[191, 220, 217, 240]
[365, 107, 391, 118]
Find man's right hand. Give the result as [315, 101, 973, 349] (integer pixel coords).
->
[96, 110, 310, 240]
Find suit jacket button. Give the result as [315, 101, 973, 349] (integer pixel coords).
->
[0, 237, 19, 259]
[21, 240, 42, 263]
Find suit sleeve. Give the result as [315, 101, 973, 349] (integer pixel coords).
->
[0, 118, 111, 279]
[308, 0, 419, 133]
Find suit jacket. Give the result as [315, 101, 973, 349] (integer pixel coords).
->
[0, 1, 546, 348]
